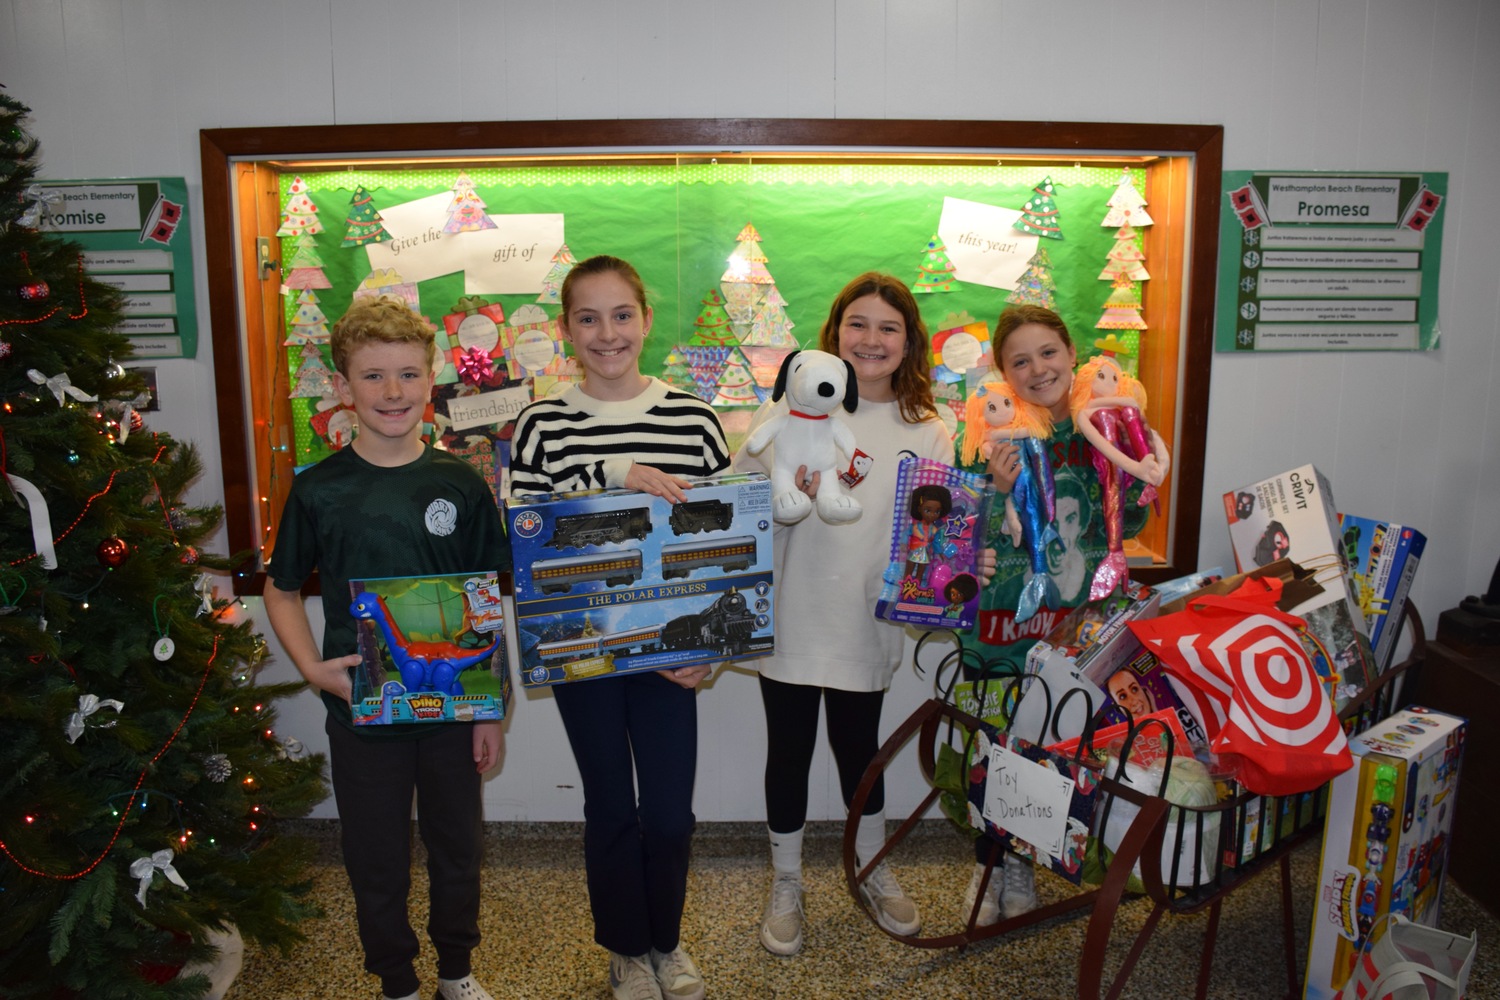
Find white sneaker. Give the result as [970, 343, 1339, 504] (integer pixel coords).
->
[759, 872, 805, 956]
[649, 946, 705, 1000]
[961, 862, 1001, 927]
[609, 953, 664, 1000]
[436, 975, 495, 1000]
[857, 860, 922, 936]
[1001, 853, 1040, 919]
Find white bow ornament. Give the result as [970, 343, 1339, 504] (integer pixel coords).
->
[27, 369, 98, 407]
[64, 693, 124, 744]
[129, 848, 189, 907]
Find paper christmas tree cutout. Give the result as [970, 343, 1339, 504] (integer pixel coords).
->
[721, 224, 774, 284]
[691, 288, 738, 347]
[743, 285, 798, 347]
[442, 172, 498, 233]
[275, 176, 323, 237]
[536, 243, 577, 304]
[660, 345, 697, 395]
[284, 290, 331, 346]
[710, 348, 762, 407]
[283, 233, 332, 291]
[1095, 274, 1148, 330]
[1098, 225, 1150, 282]
[289, 343, 335, 398]
[1014, 176, 1063, 240]
[341, 185, 392, 247]
[740, 345, 796, 393]
[912, 234, 958, 293]
[678, 345, 732, 401]
[1101, 173, 1154, 229]
[1008, 245, 1059, 308]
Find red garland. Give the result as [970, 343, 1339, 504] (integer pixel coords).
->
[0, 635, 220, 879]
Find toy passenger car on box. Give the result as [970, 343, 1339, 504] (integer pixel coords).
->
[506, 473, 775, 686]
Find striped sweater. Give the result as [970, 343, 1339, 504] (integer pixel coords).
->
[507, 377, 729, 497]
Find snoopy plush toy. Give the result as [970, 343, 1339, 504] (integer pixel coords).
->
[746, 349, 862, 524]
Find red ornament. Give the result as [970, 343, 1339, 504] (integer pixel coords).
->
[19, 280, 51, 302]
[96, 535, 131, 568]
[179, 545, 199, 565]
[130, 409, 145, 432]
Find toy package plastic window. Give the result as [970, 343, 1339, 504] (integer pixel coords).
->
[875, 456, 992, 630]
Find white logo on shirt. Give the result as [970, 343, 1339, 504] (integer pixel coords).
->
[425, 498, 458, 536]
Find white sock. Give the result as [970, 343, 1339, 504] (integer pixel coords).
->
[854, 811, 887, 869]
[768, 825, 804, 877]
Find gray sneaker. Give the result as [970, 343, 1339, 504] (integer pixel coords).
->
[609, 953, 663, 1000]
[1001, 853, 1040, 919]
[759, 872, 805, 956]
[649, 946, 705, 1000]
[961, 862, 1001, 927]
[857, 860, 921, 936]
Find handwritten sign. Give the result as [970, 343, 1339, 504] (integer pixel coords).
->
[444, 384, 532, 432]
[937, 196, 1039, 290]
[983, 741, 1076, 860]
[363, 193, 563, 293]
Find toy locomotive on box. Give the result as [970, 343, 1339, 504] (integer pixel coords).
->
[506, 473, 774, 686]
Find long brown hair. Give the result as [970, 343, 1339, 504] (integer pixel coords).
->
[818, 272, 937, 425]
[994, 304, 1073, 366]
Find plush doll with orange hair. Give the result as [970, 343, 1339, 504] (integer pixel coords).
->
[1069, 356, 1171, 598]
[962, 381, 1060, 622]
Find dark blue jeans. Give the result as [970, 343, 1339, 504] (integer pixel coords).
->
[326, 718, 483, 999]
[553, 671, 698, 956]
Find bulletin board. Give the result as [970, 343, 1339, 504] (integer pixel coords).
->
[201, 119, 1223, 595]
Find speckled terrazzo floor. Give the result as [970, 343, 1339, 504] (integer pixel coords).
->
[231, 820, 1498, 1000]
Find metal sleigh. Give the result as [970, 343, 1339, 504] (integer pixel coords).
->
[841, 608, 1426, 1000]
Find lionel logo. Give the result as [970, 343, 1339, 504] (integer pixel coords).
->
[512, 510, 544, 539]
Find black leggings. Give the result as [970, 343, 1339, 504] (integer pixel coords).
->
[759, 673, 886, 834]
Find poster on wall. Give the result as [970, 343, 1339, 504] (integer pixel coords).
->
[33, 176, 199, 359]
[1215, 170, 1446, 352]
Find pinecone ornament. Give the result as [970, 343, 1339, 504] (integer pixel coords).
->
[202, 753, 232, 783]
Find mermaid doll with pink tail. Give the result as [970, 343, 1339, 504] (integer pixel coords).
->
[961, 381, 1060, 623]
[1069, 356, 1171, 599]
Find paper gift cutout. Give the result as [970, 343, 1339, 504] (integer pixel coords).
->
[444, 296, 506, 388]
[503, 304, 566, 379]
[1128, 575, 1352, 796]
[931, 311, 991, 379]
[352, 267, 420, 309]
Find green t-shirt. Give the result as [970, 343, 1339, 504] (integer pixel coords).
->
[270, 445, 509, 735]
[956, 418, 1149, 677]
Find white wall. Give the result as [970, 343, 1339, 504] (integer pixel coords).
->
[5, 0, 1496, 822]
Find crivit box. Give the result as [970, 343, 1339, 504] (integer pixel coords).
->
[1337, 514, 1427, 675]
[1303, 707, 1466, 1000]
[348, 572, 511, 725]
[506, 474, 774, 686]
[1223, 464, 1375, 706]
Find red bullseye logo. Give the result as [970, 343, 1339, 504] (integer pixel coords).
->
[1205, 616, 1339, 749]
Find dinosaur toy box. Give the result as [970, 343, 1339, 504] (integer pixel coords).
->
[348, 571, 511, 725]
[506, 473, 775, 687]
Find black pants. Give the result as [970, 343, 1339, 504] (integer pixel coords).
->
[759, 673, 886, 834]
[327, 718, 483, 999]
[553, 671, 698, 957]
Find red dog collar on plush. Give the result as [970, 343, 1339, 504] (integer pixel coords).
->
[788, 409, 830, 420]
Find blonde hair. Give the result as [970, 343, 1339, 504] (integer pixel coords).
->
[960, 381, 1052, 464]
[330, 295, 437, 375]
[1069, 355, 1148, 418]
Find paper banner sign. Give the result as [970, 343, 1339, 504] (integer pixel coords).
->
[937, 197, 1040, 291]
[363, 192, 562, 293]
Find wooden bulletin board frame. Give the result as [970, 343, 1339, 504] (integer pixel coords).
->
[201, 119, 1222, 595]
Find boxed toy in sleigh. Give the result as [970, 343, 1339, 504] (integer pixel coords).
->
[506, 473, 775, 686]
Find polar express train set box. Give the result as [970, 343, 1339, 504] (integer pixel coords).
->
[505, 474, 775, 686]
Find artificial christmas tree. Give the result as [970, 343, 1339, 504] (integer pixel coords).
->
[1, 93, 326, 998]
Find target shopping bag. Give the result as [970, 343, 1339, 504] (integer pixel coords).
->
[1127, 576, 1352, 796]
